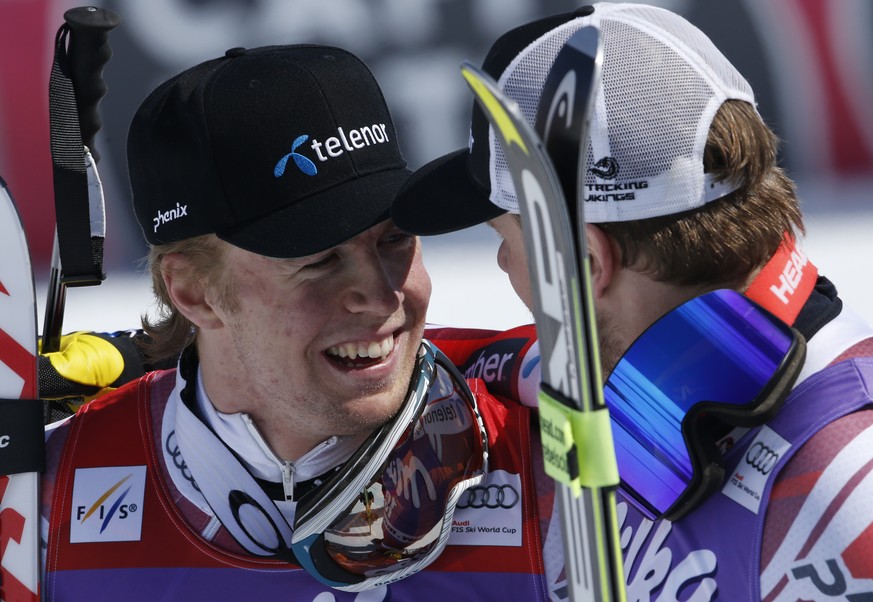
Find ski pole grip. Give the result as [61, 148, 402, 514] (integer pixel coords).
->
[63, 6, 120, 163]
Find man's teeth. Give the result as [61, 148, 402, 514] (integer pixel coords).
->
[327, 337, 394, 360]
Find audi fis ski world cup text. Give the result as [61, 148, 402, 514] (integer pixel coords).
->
[452, 483, 521, 535]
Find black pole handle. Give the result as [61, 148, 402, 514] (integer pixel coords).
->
[41, 6, 119, 354]
[62, 6, 120, 163]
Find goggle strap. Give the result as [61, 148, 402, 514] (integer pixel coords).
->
[662, 462, 724, 522]
[662, 329, 806, 521]
[292, 343, 437, 541]
[694, 332, 807, 428]
[538, 383, 620, 498]
[291, 344, 490, 591]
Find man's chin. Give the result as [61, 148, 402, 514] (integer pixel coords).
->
[334, 393, 406, 436]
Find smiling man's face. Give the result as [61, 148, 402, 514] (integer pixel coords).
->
[197, 220, 431, 458]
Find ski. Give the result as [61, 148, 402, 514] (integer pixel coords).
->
[461, 26, 626, 602]
[0, 8, 121, 600]
[0, 177, 41, 602]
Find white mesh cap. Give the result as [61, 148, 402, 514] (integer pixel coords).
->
[488, 2, 756, 222]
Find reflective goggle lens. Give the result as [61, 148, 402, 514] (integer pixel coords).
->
[605, 289, 803, 519]
[292, 342, 488, 590]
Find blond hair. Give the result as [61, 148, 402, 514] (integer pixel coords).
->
[140, 234, 239, 363]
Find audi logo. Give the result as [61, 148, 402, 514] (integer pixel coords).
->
[457, 484, 520, 509]
[165, 430, 200, 492]
[745, 442, 779, 474]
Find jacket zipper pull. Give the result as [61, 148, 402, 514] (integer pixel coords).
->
[281, 461, 295, 501]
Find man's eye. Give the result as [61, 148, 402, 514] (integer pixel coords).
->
[303, 253, 337, 270]
[383, 232, 414, 245]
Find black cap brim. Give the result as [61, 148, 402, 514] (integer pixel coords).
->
[392, 8, 595, 237]
[221, 167, 411, 258]
[391, 149, 505, 236]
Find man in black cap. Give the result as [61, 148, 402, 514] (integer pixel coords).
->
[39, 45, 553, 600]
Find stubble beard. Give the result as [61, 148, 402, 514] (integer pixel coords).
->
[596, 308, 627, 384]
[301, 342, 421, 439]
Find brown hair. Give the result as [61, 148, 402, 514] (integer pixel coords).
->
[140, 234, 239, 363]
[597, 100, 803, 287]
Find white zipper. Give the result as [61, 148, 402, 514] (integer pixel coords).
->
[280, 461, 295, 501]
[241, 413, 338, 502]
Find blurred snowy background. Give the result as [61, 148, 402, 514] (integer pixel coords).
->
[32, 212, 873, 333]
[1, 0, 871, 333]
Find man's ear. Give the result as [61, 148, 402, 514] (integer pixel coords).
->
[585, 224, 619, 299]
[160, 253, 224, 330]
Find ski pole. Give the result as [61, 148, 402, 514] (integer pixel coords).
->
[42, 6, 120, 353]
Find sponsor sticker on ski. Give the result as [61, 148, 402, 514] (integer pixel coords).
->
[448, 469, 523, 547]
[70, 466, 147, 543]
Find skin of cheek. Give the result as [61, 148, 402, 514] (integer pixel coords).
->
[490, 214, 535, 310]
[489, 215, 633, 382]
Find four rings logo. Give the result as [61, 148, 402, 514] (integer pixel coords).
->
[723, 427, 790, 513]
[746, 441, 779, 474]
[457, 484, 520, 509]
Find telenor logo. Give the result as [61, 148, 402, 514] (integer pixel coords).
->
[274, 123, 391, 178]
[71, 466, 147, 543]
[274, 135, 317, 177]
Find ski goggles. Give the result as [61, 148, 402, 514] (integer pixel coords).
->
[290, 339, 489, 591]
[605, 289, 805, 520]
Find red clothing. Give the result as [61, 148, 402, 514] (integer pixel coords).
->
[42, 363, 550, 600]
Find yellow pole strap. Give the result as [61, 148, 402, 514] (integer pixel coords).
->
[538, 387, 620, 497]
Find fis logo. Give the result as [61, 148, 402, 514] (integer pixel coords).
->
[70, 466, 147, 543]
[274, 123, 391, 178]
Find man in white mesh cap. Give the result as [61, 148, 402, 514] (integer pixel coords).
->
[394, 3, 873, 600]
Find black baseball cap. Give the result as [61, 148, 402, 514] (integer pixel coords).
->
[391, 7, 593, 236]
[128, 45, 410, 258]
